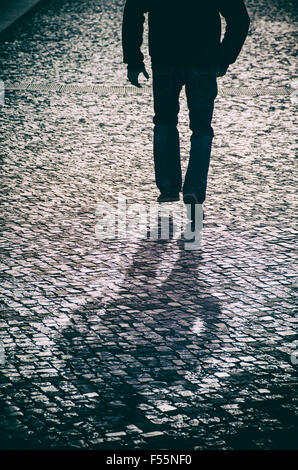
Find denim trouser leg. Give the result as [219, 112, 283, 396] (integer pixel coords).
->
[183, 69, 218, 203]
[152, 65, 183, 194]
[183, 133, 213, 202]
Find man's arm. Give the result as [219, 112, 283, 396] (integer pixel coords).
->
[122, 0, 147, 70]
[217, 0, 250, 68]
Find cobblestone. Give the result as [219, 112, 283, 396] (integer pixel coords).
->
[0, 0, 297, 451]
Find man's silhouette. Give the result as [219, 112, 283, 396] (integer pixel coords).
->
[122, 0, 250, 216]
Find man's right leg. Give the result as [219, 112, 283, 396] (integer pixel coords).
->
[152, 64, 184, 197]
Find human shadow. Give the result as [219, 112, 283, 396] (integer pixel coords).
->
[40, 215, 223, 448]
[0, 215, 222, 450]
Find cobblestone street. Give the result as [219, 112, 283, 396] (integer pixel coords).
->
[0, 0, 297, 450]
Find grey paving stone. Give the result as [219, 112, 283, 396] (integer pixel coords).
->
[0, 0, 297, 451]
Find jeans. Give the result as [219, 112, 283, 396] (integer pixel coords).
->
[152, 64, 218, 203]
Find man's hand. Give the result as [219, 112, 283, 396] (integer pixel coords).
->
[215, 64, 229, 77]
[127, 66, 149, 88]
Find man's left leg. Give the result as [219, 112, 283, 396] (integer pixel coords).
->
[183, 68, 218, 205]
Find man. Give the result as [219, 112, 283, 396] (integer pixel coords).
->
[122, 0, 250, 220]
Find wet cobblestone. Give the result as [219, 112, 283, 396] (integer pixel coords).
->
[0, 0, 297, 450]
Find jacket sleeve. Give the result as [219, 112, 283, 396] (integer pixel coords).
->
[122, 0, 147, 69]
[217, 0, 250, 67]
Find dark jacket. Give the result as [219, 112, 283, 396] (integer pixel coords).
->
[122, 0, 250, 70]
